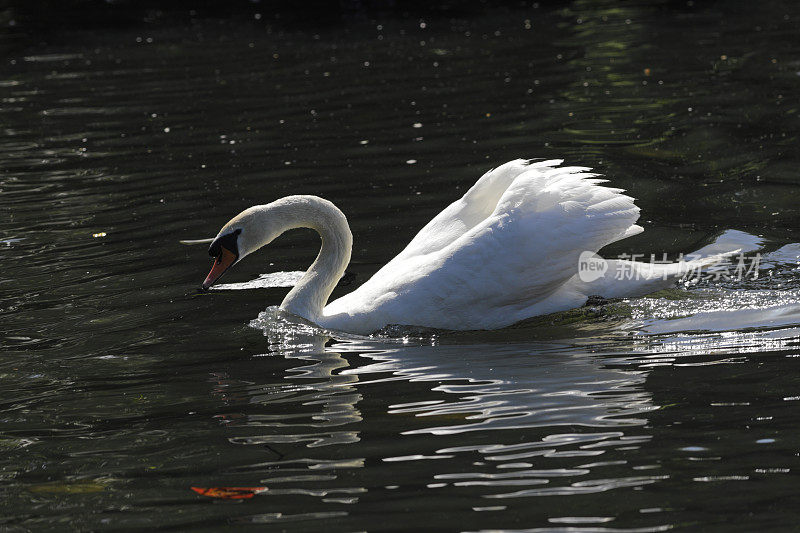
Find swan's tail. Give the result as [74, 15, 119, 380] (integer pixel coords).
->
[575, 249, 740, 300]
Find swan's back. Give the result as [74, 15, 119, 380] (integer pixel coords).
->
[321, 159, 643, 333]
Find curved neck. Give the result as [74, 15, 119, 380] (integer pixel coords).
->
[268, 196, 352, 321]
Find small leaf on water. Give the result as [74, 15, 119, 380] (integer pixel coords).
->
[191, 486, 268, 499]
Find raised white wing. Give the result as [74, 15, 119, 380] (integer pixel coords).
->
[395, 159, 561, 259]
[322, 160, 643, 332]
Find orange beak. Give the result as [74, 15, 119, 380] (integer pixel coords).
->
[202, 247, 238, 290]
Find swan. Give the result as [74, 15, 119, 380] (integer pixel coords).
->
[189, 159, 725, 334]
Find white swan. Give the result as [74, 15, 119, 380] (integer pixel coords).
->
[193, 159, 724, 334]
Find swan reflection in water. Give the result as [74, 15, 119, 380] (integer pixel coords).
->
[209, 310, 663, 503]
[200, 305, 800, 529]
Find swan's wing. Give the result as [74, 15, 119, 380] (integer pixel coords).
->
[325, 163, 643, 331]
[394, 159, 566, 260]
[424, 165, 642, 311]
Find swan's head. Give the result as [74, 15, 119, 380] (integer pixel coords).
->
[202, 228, 241, 290]
[202, 205, 282, 290]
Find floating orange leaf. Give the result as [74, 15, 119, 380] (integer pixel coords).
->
[191, 486, 267, 499]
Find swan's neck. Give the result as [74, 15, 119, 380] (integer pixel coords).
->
[268, 196, 352, 321]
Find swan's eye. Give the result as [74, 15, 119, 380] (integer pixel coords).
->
[208, 229, 242, 259]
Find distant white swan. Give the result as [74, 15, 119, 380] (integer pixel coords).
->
[191, 159, 726, 334]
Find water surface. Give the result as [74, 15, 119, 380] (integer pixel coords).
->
[3, 2, 800, 531]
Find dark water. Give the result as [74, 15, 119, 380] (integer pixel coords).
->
[3, 2, 800, 531]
